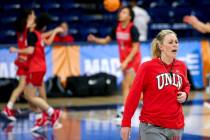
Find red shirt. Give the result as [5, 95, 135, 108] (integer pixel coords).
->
[54, 34, 74, 43]
[115, 22, 141, 71]
[17, 29, 28, 60]
[27, 30, 46, 73]
[14, 29, 29, 69]
[122, 58, 190, 129]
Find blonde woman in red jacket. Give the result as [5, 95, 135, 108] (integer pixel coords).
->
[121, 29, 190, 140]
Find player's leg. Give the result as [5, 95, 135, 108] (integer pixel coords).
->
[25, 72, 61, 131]
[38, 81, 47, 100]
[2, 75, 26, 121]
[24, 84, 50, 112]
[25, 86, 61, 130]
[122, 69, 136, 104]
[9, 76, 26, 104]
[116, 69, 136, 121]
[28, 79, 48, 131]
[24, 84, 48, 131]
[28, 82, 47, 120]
[30, 81, 47, 120]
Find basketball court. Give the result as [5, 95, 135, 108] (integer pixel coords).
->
[1, 91, 210, 140]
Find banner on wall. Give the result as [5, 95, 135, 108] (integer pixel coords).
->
[0, 47, 17, 78]
[176, 41, 204, 89]
[0, 46, 52, 81]
[0, 40, 206, 89]
[79, 41, 204, 89]
[80, 44, 123, 83]
[52, 45, 80, 83]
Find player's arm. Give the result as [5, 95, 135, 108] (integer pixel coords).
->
[122, 63, 147, 127]
[87, 26, 116, 44]
[41, 29, 55, 39]
[190, 20, 210, 33]
[121, 26, 140, 69]
[87, 34, 112, 44]
[43, 27, 64, 45]
[10, 47, 34, 55]
[183, 15, 210, 33]
[10, 31, 37, 54]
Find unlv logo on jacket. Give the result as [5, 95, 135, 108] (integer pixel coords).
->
[156, 73, 182, 90]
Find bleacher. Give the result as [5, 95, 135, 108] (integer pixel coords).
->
[0, 0, 210, 44]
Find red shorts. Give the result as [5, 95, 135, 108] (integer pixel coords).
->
[125, 63, 139, 73]
[120, 52, 141, 74]
[15, 58, 29, 76]
[123, 59, 140, 74]
[16, 66, 28, 76]
[26, 72, 45, 87]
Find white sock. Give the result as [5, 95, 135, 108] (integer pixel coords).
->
[120, 106, 124, 112]
[47, 107, 54, 116]
[7, 101, 14, 109]
[35, 113, 42, 120]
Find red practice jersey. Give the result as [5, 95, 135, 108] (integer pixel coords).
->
[17, 29, 27, 57]
[15, 29, 29, 70]
[27, 30, 46, 73]
[122, 58, 190, 129]
[115, 22, 141, 72]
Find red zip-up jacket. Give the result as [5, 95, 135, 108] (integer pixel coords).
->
[121, 58, 190, 129]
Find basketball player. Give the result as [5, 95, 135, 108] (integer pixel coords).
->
[183, 15, 210, 108]
[1, 9, 47, 122]
[183, 15, 210, 33]
[10, 14, 64, 131]
[2, 10, 60, 127]
[121, 30, 190, 140]
[87, 6, 141, 120]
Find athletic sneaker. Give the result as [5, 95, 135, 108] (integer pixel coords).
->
[1, 106, 16, 121]
[50, 109, 62, 129]
[31, 131, 47, 140]
[114, 108, 124, 125]
[2, 121, 15, 133]
[31, 112, 49, 132]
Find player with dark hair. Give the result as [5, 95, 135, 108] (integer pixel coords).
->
[88, 6, 141, 121]
[1, 9, 46, 122]
[54, 21, 74, 43]
[9, 13, 64, 131]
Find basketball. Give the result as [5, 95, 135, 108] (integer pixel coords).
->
[103, 0, 121, 12]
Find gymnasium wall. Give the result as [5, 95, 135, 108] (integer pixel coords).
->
[0, 39, 210, 89]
